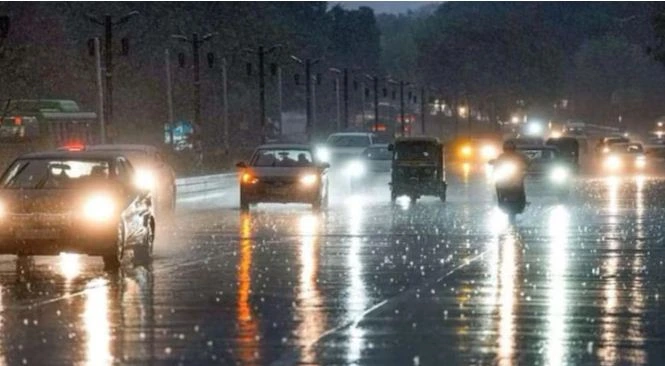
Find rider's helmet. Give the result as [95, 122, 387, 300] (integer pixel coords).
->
[503, 140, 517, 152]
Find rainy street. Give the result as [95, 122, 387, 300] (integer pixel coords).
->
[0, 168, 662, 365]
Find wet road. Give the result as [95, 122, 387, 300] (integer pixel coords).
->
[1, 168, 665, 365]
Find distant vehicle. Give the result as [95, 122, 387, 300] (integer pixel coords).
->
[236, 144, 330, 211]
[316, 132, 378, 166]
[595, 136, 630, 155]
[346, 143, 392, 192]
[449, 137, 501, 165]
[389, 137, 447, 203]
[513, 145, 573, 197]
[75, 144, 177, 216]
[505, 136, 545, 148]
[0, 99, 98, 145]
[546, 137, 580, 170]
[601, 142, 647, 175]
[646, 144, 665, 168]
[0, 150, 155, 268]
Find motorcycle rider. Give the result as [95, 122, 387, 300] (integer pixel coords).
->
[494, 140, 528, 207]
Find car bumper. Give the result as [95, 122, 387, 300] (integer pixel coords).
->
[0, 214, 117, 256]
[241, 184, 320, 204]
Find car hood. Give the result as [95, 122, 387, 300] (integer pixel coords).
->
[0, 186, 123, 214]
[249, 167, 319, 178]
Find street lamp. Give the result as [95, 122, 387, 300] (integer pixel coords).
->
[458, 106, 468, 118]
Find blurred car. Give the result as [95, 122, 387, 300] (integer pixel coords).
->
[315, 132, 378, 167]
[0, 150, 155, 268]
[61, 144, 176, 216]
[449, 137, 501, 165]
[601, 142, 647, 175]
[236, 144, 329, 211]
[346, 143, 392, 191]
[594, 136, 630, 155]
[516, 145, 573, 194]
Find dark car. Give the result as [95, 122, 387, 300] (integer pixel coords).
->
[236, 144, 330, 211]
[389, 137, 447, 203]
[517, 145, 573, 193]
[0, 151, 155, 268]
[346, 144, 392, 192]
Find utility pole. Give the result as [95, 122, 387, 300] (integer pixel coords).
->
[400, 81, 405, 137]
[329, 68, 342, 132]
[420, 87, 426, 135]
[277, 65, 283, 137]
[343, 68, 349, 130]
[373, 76, 379, 132]
[94, 38, 106, 144]
[246, 45, 281, 143]
[291, 56, 320, 141]
[361, 81, 367, 128]
[222, 57, 229, 152]
[171, 32, 216, 132]
[165, 49, 174, 147]
[87, 11, 138, 139]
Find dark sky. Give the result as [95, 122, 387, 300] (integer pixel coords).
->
[333, 1, 441, 14]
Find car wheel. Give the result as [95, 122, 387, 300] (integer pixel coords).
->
[439, 191, 447, 203]
[103, 221, 125, 270]
[134, 218, 154, 265]
[390, 190, 397, 203]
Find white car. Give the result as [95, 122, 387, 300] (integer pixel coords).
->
[316, 132, 378, 166]
[65, 144, 177, 216]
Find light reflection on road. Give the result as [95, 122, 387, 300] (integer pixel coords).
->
[237, 213, 259, 365]
[296, 213, 325, 364]
[83, 278, 111, 366]
[497, 232, 517, 366]
[346, 200, 367, 364]
[545, 205, 569, 366]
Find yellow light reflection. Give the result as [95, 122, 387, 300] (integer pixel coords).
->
[237, 213, 259, 364]
[84, 278, 111, 366]
[346, 204, 367, 364]
[296, 213, 324, 364]
[59, 253, 81, 281]
[545, 205, 569, 366]
[462, 162, 471, 183]
[497, 232, 516, 364]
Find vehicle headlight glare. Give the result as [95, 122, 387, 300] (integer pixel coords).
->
[134, 169, 155, 190]
[635, 156, 646, 169]
[345, 160, 366, 178]
[460, 145, 472, 158]
[83, 194, 115, 222]
[480, 145, 497, 160]
[493, 162, 517, 182]
[316, 147, 330, 162]
[604, 155, 622, 171]
[300, 174, 318, 186]
[242, 173, 258, 184]
[550, 166, 569, 184]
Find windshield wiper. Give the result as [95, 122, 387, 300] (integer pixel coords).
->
[4, 163, 30, 188]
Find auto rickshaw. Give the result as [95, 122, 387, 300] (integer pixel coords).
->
[388, 137, 447, 203]
[546, 136, 580, 171]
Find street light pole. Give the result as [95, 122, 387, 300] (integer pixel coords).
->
[291, 56, 320, 141]
[420, 87, 426, 135]
[373, 76, 379, 132]
[165, 49, 174, 147]
[87, 10, 138, 140]
[343, 68, 349, 130]
[329, 68, 342, 132]
[94, 37, 105, 144]
[222, 57, 229, 152]
[400, 81, 405, 137]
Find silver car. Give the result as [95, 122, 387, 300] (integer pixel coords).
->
[236, 144, 330, 211]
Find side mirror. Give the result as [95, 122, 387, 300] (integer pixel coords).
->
[322, 162, 331, 169]
[236, 161, 247, 169]
[488, 159, 496, 166]
[387, 144, 394, 152]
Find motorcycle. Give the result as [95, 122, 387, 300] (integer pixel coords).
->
[490, 158, 527, 221]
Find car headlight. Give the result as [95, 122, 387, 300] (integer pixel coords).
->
[300, 174, 318, 186]
[83, 194, 115, 222]
[345, 160, 366, 178]
[604, 155, 622, 171]
[550, 165, 569, 184]
[316, 147, 330, 162]
[134, 169, 155, 190]
[480, 145, 497, 160]
[635, 156, 646, 169]
[492, 162, 517, 182]
[241, 173, 258, 185]
[602, 147, 610, 154]
[459, 145, 472, 158]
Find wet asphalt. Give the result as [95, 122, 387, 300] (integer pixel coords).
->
[0, 166, 664, 365]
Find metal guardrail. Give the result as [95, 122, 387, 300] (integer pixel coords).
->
[175, 172, 237, 195]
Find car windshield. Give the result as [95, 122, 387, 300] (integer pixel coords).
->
[327, 135, 371, 147]
[364, 146, 391, 160]
[1, 159, 110, 189]
[251, 149, 313, 167]
[395, 142, 438, 160]
[520, 149, 557, 161]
